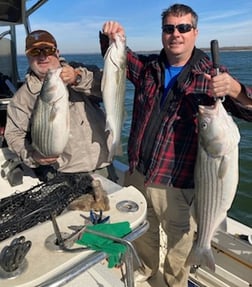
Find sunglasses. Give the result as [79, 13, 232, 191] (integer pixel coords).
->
[162, 24, 195, 34]
[27, 47, 57, 57]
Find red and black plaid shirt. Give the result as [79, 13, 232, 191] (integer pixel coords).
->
[126, 48, 252, 188]
[100, 34, 252, 188]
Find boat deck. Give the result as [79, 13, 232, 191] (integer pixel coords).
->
[0, 149, 149, 287]
[0, 155, 251, 287]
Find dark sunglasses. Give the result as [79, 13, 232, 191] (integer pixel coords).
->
[162, 24, 195, 34]
[27, 47, 57, 57]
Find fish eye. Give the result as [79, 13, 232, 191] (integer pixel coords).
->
[200, 121, 208, 130]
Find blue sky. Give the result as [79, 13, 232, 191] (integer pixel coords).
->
[4, 0, 252, 54]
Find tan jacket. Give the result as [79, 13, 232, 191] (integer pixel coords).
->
[5, 65, 112, 172]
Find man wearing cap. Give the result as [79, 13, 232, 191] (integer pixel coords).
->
[24, 30, 84, 89]
[5, 30, 115, 180]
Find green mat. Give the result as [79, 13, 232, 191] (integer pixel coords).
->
[76, 221, 132, 268]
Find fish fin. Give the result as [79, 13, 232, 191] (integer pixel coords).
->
[190, 201, 197, 222]
[105, 120, 113, 134]
[49, 104, 57, 121]
[108, 141, 123, 162]
[186, 244, 215, 272]
[218, 155, 229, 178]
[217, 217, 228, 232]
[105, 120, 115, 160]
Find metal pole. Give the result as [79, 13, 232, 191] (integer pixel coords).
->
[36, 221, 149, 287]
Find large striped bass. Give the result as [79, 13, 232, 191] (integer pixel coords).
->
[31, 68, 70, 157]
[101, 33, 126, 161]
[186, 99, 240, 271]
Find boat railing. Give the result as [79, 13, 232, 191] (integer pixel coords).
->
[34, 220, 149, 287]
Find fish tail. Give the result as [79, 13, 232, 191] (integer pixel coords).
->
[186, 244, 215, 272]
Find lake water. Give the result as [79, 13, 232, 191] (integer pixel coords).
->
[17, 50, 252, 227]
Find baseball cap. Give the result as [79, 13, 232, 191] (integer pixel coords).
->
[25, 30, 57, 53]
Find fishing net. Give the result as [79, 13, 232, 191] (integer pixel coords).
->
[0, 172, 94, 242]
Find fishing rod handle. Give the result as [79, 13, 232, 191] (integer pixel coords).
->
[210, 39, 220, 70]
[210, 39, 225, 101]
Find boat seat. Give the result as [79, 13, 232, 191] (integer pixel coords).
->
[0, 72, 15, 98]
[0, 36, 17, 147]
[0, 37, 16, 98]
[0, 37, 12, 79]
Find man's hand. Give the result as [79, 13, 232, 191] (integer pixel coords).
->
[60, 65, 76, 85]
[102, 21, 125, 41]
[205, 72, 252, 107]
[204, 72, 241, 99]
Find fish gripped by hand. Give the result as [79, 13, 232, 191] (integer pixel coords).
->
[185, 99, 240, 272]
[101, 33, 126, 162]
[31, 68, 70, 157]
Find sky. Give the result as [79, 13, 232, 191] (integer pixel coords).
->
[2, 0, 252, 54]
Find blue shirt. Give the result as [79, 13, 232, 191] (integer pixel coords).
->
[161, 65, 183, 106]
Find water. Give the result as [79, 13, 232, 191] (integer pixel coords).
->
[17, 51, 252, 227]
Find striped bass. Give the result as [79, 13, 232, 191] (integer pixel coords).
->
[186, 99, 240, 271]
[101, 33, 126, 161]
[31, 68, 70, 157]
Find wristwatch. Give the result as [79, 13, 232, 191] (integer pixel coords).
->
[73, 70, 82, 86]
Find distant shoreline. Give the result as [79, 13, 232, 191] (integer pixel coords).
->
[137, 46, 252, 54]
[201, 46, 252, 52]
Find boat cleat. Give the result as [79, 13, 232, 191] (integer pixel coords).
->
[0, 236, 31, 279]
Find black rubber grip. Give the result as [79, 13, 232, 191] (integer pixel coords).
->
[210, 40, 220, 69]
